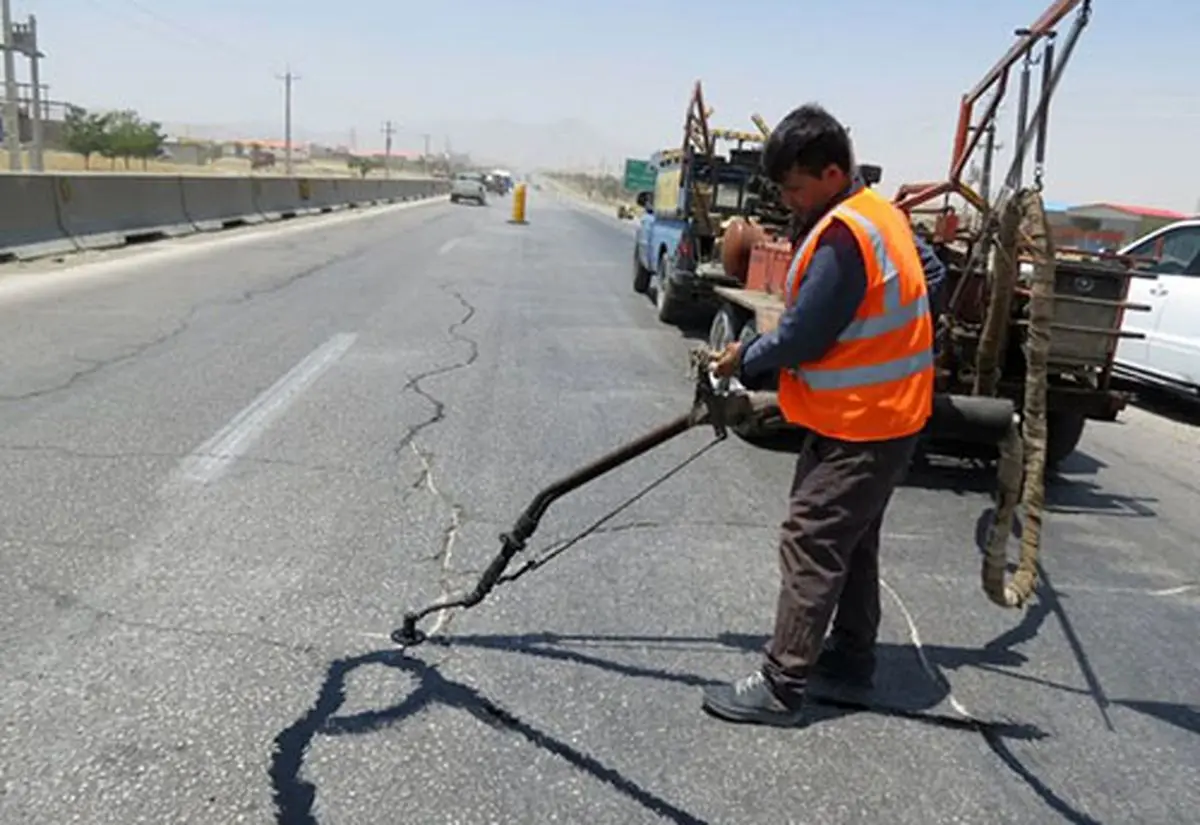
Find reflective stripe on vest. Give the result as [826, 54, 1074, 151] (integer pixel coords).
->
[798, 349, 934, 390]
[783, 204, 931, 390]
[831, 205, 929, 342]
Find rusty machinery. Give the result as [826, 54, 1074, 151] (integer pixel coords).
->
[701, 0, 1148, 610]
[892, 0, 1151, 607]
[659, 81, 786, 242]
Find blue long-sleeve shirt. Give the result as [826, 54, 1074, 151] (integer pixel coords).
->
[738, 214, 945, 380]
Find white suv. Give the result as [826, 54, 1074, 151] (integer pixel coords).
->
[450, 171, 488, 206]
[1113, 218, 1200, 398]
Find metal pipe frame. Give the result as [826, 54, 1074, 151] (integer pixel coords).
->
[895, 0, 1091, 217]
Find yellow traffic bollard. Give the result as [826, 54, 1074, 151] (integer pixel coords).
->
[508, 182, 528, 225]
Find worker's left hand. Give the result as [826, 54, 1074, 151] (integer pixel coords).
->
[710, 342, 741, 379]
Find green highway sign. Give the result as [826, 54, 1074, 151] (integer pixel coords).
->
[622, 158, 656, 192]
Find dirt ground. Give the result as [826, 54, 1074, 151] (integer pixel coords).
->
[0, 150, 431, 179]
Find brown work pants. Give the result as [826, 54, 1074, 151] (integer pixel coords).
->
[762, 431, 918, 699]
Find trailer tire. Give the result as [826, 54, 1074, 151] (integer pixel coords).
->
[736, 319, 778, 391]
[1046, 410, 1087, 470]
[708, 303, 745, 351]
[633, 247, 652, 294]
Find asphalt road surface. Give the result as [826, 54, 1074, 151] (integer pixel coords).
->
[1, 188, 1196, 825]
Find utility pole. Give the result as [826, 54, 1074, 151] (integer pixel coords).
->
[420, 132, 430, 174]
[381, 119, 395, 178]
[1, 0, 19, 169]
[276, 67, 300, 175]
[12, 15, 41, 170]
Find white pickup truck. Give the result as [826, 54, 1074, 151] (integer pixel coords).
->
[449, 171, 488, 206]
[1112, 218, 1200, 399]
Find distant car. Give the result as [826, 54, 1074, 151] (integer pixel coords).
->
[450, 172, 488, 205]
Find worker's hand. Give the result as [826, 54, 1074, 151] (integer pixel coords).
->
[710, 341, 741, 379]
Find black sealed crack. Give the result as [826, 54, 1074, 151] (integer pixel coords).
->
[392, 286, 479, 458]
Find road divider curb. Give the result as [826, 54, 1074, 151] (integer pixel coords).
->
[0, 173, 452, 263]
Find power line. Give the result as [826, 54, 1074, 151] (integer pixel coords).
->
[84, 0, 256, 64]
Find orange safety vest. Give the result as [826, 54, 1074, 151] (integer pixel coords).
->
[777, 186, 934, 442]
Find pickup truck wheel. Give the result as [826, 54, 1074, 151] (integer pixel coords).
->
[632, 248, 652, 294]
[654, 255, 683, 324]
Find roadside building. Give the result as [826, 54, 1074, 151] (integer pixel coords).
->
[1053, 202, 1190, 252]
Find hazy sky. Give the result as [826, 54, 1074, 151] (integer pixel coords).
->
[13, 0, 1200, 212]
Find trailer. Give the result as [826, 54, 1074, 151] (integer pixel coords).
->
[703, 0, 1144, 472]
[688, 0, 1149, 609]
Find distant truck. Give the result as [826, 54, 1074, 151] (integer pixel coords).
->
[486, 169, 513, 196]
[631, 82, 880, 327]
[631, 106, 767, 324]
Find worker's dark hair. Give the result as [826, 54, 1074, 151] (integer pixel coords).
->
[763, 104, 853, 183]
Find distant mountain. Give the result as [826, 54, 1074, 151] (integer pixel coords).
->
[158, 117, 647, 175]
[414, 117, 647, 173]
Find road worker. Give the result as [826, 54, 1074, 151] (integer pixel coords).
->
[706, 103, 946, 726]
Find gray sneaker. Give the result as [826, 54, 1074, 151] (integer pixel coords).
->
[701, 671, 809, 727]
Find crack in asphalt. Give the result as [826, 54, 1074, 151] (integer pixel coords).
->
[386, 286, 480, 646]
[22, 580, 323, 659]
[0, 246, 368, 403]
[391, 287, 479, 458]
[409, 441, 466, 641]
[0, 316, 194, 402]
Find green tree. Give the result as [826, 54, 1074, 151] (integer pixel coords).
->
[89, 110, 167, 170]
[129, 118, 167, 169]
[61, 105, 113, 169]
[101, 109, 140, 169]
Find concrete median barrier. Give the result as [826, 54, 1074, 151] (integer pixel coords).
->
[0, 173, 451, 263]
[55, 174, 195, 251]
[181, 175, 266, 231]
[0, 174, 77, 261]
[306, 178, 352, 212]
[252, 177, 308, 221]
[355, 178, 384, 204]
